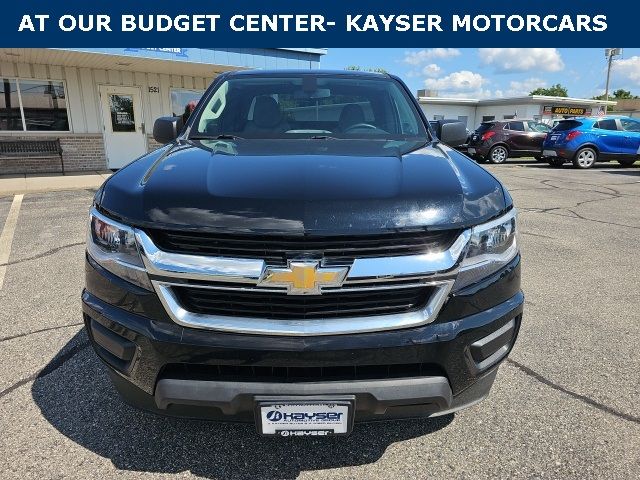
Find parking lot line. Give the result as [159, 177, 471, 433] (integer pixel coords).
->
[0, 194, 24, 289]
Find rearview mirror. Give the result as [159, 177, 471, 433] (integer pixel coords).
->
[432, 120, 467, 147]
[293, 88, 331, 99]
[153, 117, 184, 144]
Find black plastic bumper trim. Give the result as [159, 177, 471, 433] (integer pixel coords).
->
[90, 318, 136, 361]
[470, 318, 516, 362]
[154, 376, 452, 416]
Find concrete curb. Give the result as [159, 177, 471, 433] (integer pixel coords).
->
[0, 171, 111, 196]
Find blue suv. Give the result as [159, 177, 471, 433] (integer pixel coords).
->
[542, 116, 640, 169]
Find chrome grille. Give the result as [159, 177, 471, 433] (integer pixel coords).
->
[133, 227, 469, 336]
[173, 284, 434, 320]
[144, 228, 461, 264]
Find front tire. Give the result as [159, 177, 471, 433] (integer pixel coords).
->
[617, 158, 636, 167]
[572, 147, 597, 169]
[489, 145, 509, 164]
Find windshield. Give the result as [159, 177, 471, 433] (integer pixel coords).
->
[189, 74, 428, 143]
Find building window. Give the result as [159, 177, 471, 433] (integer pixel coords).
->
[482, 115, 495, 121]
[433, 114, 444, 121]
[0, 78, 69, 132]
[171, 88, 205, 124]
[457, 115, 468, 126]
[0, 79, 21, 131]
[503, 114, 516, 120]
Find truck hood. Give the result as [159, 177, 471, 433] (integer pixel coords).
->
[99, 139, 507, 234]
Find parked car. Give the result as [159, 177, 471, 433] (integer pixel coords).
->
[543, 116, 640, 168]
[467, 119, 551, 163]
[83, 70, 523, 436]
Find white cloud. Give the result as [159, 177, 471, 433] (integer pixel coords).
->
[504, 77, 548, 96]
[478, 48, 564, 73]
[612, 56, 640, 86]
[422, 64, 441, 77]
[424, 70, 487, 92]
[404, 48, 461, 65]
[421, 70, 547, 100]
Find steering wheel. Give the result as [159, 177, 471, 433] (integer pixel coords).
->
[344, 123, 379, 132]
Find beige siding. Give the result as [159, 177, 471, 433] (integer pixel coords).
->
[78, 67, 100, 133]
[146, 72, 163, 125]
[159, 74, 172, 115]
[63, 67, 83, 133]
[16, 62, 31, 78]
[0, 62, 16, 76]
[32, 63, 47, 79]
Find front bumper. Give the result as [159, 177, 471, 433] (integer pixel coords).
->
[82, 254, 523, 422]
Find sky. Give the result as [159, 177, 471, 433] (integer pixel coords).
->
[320, 48, 640, 99]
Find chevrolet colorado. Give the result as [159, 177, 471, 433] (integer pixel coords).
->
[83, 70, 523, 436]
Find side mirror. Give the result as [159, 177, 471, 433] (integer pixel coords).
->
[153, 117, 184, 144]
[432, 120, 468, 147]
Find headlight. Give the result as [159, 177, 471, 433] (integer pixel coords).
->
[454, 208, 518, 290]
[87, 208, 152, 290]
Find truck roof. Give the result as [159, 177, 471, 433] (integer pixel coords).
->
[225, 69, 389, 78]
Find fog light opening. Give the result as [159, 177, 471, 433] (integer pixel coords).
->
[470, 318, 516, 370]
[88, 317, 137, 373]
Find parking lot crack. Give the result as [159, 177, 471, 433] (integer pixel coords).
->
[0, 340, 90, 400]
[0, 241, 85, 268]
[0, 322, 84, 343]
[521, 231, 556, 240]
[506, 358, 640, 425]
[540, 179, 621, 196]
[519, 207, 640, 230]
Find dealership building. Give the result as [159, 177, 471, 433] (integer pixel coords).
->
[417, 92, 616, 131]
[0, 48, 326, 174]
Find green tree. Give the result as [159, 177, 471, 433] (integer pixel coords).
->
[530, 84, 569, 97]
[592, 89, 639, 100]
[345, 66, 388, 74]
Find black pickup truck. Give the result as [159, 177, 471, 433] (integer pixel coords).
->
[83, 70, 523, 436]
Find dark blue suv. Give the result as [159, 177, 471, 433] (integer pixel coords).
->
[542, 116, 640, 168]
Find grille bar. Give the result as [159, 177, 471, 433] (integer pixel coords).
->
[173, 285, 432, 320]
[145, 228, 461, 262]
[161, 362, 445, 383]
[153, 281, 454, 335]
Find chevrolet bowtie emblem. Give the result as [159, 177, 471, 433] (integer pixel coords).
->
[259, 261, 349, 295]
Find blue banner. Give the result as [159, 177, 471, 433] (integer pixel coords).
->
[4, 0, 638, 47]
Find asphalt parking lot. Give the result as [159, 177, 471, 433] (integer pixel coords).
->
[0, 160, 639, 479]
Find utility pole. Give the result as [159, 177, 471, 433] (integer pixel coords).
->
[604, 48, 623, 113]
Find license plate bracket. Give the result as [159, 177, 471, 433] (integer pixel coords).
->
[255, 396, 355, 437]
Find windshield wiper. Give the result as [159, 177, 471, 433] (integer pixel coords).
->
[189, 134, 244, 140]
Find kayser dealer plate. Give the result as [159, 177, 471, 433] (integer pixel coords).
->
[256, 398, 355, 436]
